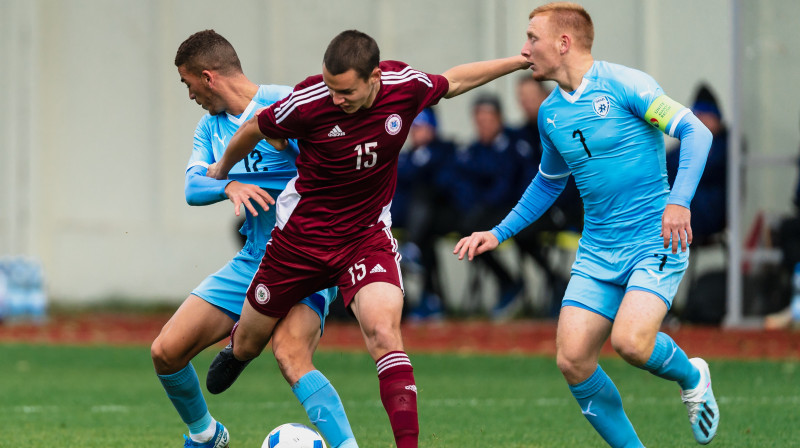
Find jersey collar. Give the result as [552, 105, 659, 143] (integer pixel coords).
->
[227, 99, 257, 126]
[558, 62, 597, 104]
[558, 77, 589, 104]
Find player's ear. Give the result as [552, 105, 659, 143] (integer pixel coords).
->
[369, 67, 381, 85]
[201, 70, 214, 88]
[559, 33, 571, 55]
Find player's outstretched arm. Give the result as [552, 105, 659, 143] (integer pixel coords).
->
[454, 231, 500, 261]
[207, 115, 287, 180]
[207, 116, 263, 179]
[442, 55, 529, 98]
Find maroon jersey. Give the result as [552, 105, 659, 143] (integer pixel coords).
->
[257, 60, 449, 245]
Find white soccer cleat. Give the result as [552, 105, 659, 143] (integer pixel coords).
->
[681, 358, 719, 444]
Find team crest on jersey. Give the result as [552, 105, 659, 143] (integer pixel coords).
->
[592, 96, 611, 117]
[255, 284, 270, 304]
[385, 114, 402, 135]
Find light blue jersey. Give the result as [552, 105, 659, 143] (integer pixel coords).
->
[186, 85, 335, 324]
[492, 61, 711, 319]
[187, 84, 300, 251]
[537, 61, 691, 247]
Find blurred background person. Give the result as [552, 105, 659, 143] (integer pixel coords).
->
[454, 94, 532, 319]
[765, 121, 800, 329]
[393, 108, 458, 320]
[666, 83, 730, 324]
[512, 76, 584, 318]
[667, 83, 728, 245]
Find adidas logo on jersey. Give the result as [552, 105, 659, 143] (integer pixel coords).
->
[370, 264, 386, 274]
[328, 125, 346, 137]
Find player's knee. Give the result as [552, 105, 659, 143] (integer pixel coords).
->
[151, 336, 181, 374]
[556, 351, 580, 378]
[273, 336, 308, 368]
[556, 349, 595, 383]
[232, 340, 263, 361]
[610, 332, 650, 365]
[362, 320, 402, 354]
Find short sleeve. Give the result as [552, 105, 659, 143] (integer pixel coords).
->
[186, 118, 214, 171]
[257, 77, 323, 140]
[415, 72, 450, 113]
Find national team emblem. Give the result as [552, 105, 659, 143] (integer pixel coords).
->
[385, 114, 402, 135]
[592, 96, 611, 117]
[255, 284, 270, 304]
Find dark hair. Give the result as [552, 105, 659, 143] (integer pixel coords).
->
[323, 30, 380, 80]
[473, 93, 503, 116]
[174, 30, 243, 76]
[692, 83, 722, 119]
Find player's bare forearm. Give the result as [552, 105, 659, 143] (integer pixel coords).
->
[212, 116, 265, 179]
[442, 55, 529, 98]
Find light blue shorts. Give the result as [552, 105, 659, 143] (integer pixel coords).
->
[192, 240, 337, 334]
[562, 238, 689, 321]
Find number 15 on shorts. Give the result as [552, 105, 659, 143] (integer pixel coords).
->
[348, 259, 367, 285]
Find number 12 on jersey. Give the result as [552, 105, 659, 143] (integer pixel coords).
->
[354, 142, 377, 170]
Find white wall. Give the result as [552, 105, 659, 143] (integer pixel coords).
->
[0, 0, 793, 305]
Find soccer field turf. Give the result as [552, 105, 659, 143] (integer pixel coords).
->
[1, 344, 798, 447]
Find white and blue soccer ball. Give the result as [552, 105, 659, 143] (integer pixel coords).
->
[263, 423, 327, 448]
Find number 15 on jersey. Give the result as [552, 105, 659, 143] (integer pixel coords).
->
[354, 142, 377, 170]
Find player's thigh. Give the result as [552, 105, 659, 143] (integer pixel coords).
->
[152, 295, 235, 372]
[556, 304, 613, 384]
[235, 299, 281, 359]
[610, 289, 668, 362]
[272, 302, 323, 359]
[350, 281, 405, 358]
[297, 287, 337, 336]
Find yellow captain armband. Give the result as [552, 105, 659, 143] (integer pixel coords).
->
[644, 95, 685, 134]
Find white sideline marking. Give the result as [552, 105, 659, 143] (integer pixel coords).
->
[17, 406, 59, 414]
[91, 405, 129, 413]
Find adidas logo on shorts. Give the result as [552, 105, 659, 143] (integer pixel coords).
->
[328, 125, 346, 137]
[370, 264, 386, 274]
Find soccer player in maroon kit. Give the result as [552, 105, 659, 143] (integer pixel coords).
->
[206, 30, 527, 447]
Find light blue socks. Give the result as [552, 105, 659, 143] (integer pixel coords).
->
[641, 332, 701, 390]
[292, 370, 358, 448]
[157, 363, 214, 436]
[569, 365, 643, 448]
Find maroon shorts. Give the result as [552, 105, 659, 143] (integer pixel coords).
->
[246, 226, 404, 318]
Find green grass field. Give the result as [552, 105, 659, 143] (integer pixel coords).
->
[1, 343, 798, 447]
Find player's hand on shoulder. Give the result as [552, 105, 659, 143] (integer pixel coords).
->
[454, 231, 499, 261]
[662, 204, 692, 254]
[224, 181, 276, 217]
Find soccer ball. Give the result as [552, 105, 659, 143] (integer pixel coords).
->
[262, 423, 327, 448]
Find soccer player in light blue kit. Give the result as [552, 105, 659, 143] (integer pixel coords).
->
[150, 30, 358, 448]
[455, 3, 720, 446]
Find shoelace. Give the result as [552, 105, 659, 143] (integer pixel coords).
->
[683, 399, 703, 424]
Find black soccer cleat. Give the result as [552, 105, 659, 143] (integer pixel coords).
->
[206, 344, 252, 394]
